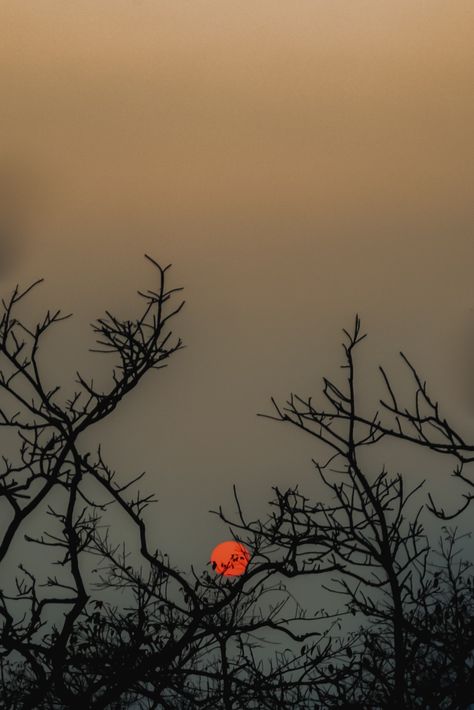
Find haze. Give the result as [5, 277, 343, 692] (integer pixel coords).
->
[0, 1, 473, 567]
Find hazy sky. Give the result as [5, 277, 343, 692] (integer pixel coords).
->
[0, 1, 473, 568]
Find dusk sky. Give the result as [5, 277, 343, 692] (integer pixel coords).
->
[1, 1, 473, 569]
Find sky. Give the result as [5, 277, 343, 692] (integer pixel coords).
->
[0, 1, 473, 571]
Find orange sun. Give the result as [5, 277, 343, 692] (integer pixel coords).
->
[210, 541, 250, 577]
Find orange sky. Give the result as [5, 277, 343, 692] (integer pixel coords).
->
[0, 1, 473, 565]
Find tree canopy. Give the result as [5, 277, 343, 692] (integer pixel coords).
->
[0, 257, 472, 709]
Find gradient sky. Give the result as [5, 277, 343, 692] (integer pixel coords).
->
[0, 1, 473, 569]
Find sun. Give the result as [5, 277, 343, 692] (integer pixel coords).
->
[210, 541, 250, 577]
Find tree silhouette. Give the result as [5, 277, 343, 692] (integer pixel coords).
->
[0, 261, 472, 708]
[0, 257, 345, 709]
[224, 316, 474, 708]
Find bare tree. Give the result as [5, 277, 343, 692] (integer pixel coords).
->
[223, 316, 473, 708]
[0, 256, 344, 709]
[0, 260, 472, 708]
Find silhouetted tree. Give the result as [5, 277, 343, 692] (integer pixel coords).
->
[221, 316, 473, 708]
[0, 257, 346, 709]
[0, 261, 472, 709]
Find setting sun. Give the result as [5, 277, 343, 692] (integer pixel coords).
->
[210, 541, 250, 577]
